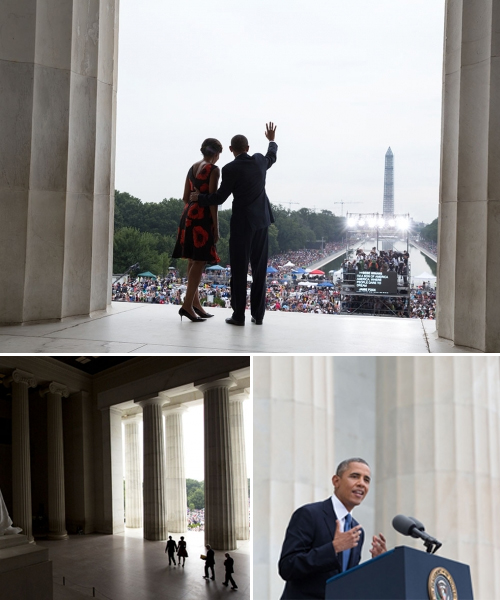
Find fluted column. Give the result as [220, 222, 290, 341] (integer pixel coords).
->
[0, 1, 119, 324]
[437, 0, 500, 351]
[253, 356, 335, 600]
[375, 356, 500, 599]
[138, 396, 167, 541]
[123, 414, 142, 529]
[164, 406, 187, 533]
[197, 378, 236, 550]
[230, 394, 249, 541]
[4, 369, 37, 542]
[40, 382, 69, 540]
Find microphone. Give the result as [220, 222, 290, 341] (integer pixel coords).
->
[392, 515, 442, 554]
[407, 516, 425, 533]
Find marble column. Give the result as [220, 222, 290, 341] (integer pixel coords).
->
[437, 0, 500, 351]
[138, 397, 167, 541]
[164, 406, 187, 533]
[230, 394, 249, 541]
[197, 378, 236, 551]
[375, 356, 500, 600]
[253, 356, 335, 600]
[40, 382, 69, 540]
[124, 414, 142, 529]
[0, 0, 119, 324]
[3, 369, 37, 542]
[101, 406, 124, 534]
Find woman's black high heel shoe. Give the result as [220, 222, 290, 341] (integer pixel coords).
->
[193, 307, 214, 318]
[179, 307, 205, 322]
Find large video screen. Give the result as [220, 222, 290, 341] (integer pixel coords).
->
[355, 271, 398, 295]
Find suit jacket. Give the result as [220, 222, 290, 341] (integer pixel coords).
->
[278, 498, 364, 600]
[166, 539, 177, 553]
[205, 548, 215, 566]
[198, 142, 277, 231]
[224, 556, 234, 573]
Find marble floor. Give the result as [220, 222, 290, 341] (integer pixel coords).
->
[0, 302, 479, 354]
[43, 528, 249, 600]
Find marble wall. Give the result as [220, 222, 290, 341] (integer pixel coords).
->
[0, 0, 119, 324]
[254, 356, 500, 600]
[437, 0, 500, 351]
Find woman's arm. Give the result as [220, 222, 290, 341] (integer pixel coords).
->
[182, 173, 191, 204]
[208, 167, 220, 242]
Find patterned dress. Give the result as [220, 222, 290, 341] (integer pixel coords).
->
[172, 163, 220, 264]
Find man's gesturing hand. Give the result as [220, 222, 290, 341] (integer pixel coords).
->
[370, 533, 387, 558]
[265, 122, 277, 141]
[332, 519, 362, 553]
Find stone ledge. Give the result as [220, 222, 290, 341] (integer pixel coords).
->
[0, 534, 29, 549]
[0, 541, 49, 573]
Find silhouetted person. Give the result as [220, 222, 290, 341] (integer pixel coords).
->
[177, 535, 188, 567]
[203, 544, 215, 580]
[222, 552, 238, 590]
[165, 536, 178, 566]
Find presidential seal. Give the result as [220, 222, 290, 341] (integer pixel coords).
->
[428, 567, 458, 600]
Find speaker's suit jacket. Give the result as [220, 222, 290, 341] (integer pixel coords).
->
[278, 498, 364, 600]
[198, 142, 277, 321]
[197, 142, 277, 230]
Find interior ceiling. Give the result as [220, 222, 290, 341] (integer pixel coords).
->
[51, 356, 134, 375]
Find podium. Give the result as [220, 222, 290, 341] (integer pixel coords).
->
[325, 545, 473, 599]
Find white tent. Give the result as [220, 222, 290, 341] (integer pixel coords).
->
[283, 261, 295, 267]
[413, 271, 437, 280]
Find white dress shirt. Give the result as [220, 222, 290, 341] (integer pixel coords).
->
[331, 493, 352, 532]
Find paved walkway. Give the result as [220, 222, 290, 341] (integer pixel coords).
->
[46, 528, 249, 600]
[410, 241, 437, 262]
[0, 302, 478, 353]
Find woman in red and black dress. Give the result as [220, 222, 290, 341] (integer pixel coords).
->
[172, 138, 222, 322]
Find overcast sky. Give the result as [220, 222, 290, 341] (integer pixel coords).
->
[183, 401, 253, 481]
[115, 0, 445, 224]
[124, 400, 252, 482]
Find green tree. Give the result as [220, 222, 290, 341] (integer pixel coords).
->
[114, 191, 144, 230]
[420, 218, 438, 243]
[113, 227, 159, 274]
[268, 223, 280, 256]
[186, 478, 205, 509]
[216, 237, 230, 267]
[189, 488, 205, 510]
[153, 252, 171, 279]
[186, 478, 201, 496]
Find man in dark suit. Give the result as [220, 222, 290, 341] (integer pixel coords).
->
[222, 552, 238, 590]
[278, 458, 387, 600]
[165, 535, 178, 566]
[203, 544, 216, 580]
[192, 123, 277, 326]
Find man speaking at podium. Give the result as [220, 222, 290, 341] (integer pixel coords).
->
[278, 458, 387, 599]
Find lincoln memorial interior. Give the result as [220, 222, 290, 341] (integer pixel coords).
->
[0, 355, 251, 600]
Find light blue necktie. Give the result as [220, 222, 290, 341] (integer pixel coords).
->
[342, 513, 352, 572]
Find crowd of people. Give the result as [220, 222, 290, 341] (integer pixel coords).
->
[112, 276, 230, 308]
[265, 282, 340, 314]
[415, 238, 437, 257]
[410, 289, 436, 319]
[111, 242, 437, 319]
[267, 242, 345, 273]
[187, 508, 205, 531]
[341, 247, 410, 284]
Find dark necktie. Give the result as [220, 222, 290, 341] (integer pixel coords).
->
[342, 513, 352, 572]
